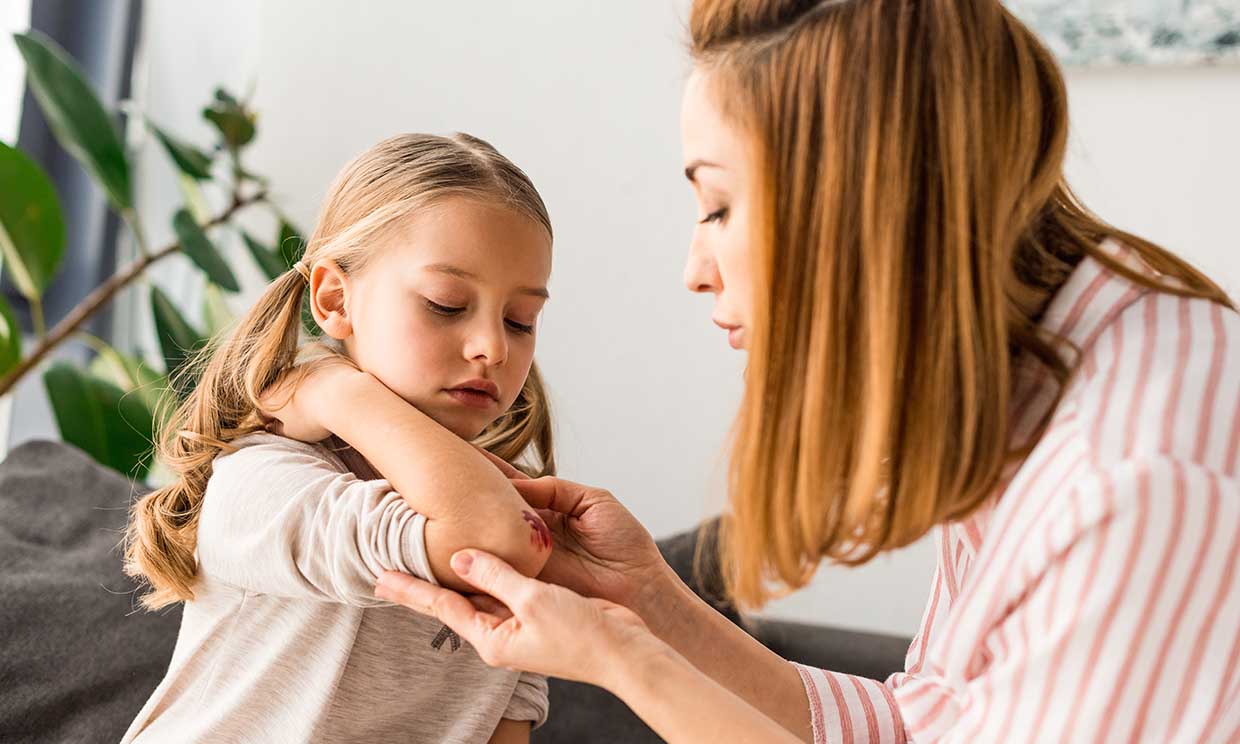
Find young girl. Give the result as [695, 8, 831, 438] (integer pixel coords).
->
[121, 133, 558, 743]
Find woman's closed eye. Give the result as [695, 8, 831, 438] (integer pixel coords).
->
[699, 207, 729, 225]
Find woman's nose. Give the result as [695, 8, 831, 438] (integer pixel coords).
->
[683, 237, 721, 294]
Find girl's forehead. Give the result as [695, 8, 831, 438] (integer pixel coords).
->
[373, 201, 552, 289]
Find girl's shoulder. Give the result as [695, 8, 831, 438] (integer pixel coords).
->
[209, 433, 353, 489]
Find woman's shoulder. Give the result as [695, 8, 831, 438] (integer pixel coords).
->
[1065, 289, 1240, 474]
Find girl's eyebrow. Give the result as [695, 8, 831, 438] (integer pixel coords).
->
[424, 263, 550, 299]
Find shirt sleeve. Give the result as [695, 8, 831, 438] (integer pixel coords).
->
[195, 434, 437, 605]
[794, 456, 1240, 744]
[501, 672, 550, 729]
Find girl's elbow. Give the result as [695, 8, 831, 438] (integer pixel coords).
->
[424, 508, 551, 592]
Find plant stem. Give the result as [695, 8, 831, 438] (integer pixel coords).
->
[30, 298, 46, 341]
[0, 190, 267, 398]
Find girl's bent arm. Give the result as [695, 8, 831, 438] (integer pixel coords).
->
[320, 370, 550, 590]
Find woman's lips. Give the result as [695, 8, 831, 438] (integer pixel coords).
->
[714, 319, 744, 350]
[727, 327, 743, 349]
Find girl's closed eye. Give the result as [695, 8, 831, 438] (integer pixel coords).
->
[425, 297, 537, 335]
[699, 206, 729, 224]
[505, 317, 535, 335]
[424, 298, 465, 316]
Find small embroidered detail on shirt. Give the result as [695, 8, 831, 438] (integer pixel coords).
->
[431, 625, 461, 652]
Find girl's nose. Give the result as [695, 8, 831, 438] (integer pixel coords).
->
[463, 320, 508, 366]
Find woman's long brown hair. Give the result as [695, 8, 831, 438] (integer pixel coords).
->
[689, 0, 1234, 608]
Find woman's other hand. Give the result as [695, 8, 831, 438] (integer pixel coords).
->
[375, 551, 661, 688]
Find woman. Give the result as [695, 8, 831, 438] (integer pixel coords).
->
[375, 1, 1240, 741]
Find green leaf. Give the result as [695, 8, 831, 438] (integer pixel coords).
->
[88, 345, 168, 419]
[147, 119, 213, 180]
[13, 31, 131, 211]
[203, 282, 234, 336]
[176, 172, 210, 223]
[277, 220, 305, 268]
[202, 87, 256, 150]
[44, 362, 155, 478]
[172, 208, 239, 292]
[241, 230, 286, 280]
[0, 292, 22, 377]
[150, 285, 206, 394]
[0, 141, 65, 299]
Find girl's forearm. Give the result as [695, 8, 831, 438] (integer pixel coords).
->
[635, 566, 814, 740]
[321, 371, 548, 586]
[605, 637, 804, 744]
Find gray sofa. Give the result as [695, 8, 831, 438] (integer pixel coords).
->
[0, 440, 909, 743]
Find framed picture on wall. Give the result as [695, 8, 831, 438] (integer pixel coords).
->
[1005, 0, 1240, 66]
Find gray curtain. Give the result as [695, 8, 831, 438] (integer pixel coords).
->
[4, 0, 143, 447]
[7, 0, 144, 340]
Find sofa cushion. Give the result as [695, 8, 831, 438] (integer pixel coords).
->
[0, 440, 181, 744]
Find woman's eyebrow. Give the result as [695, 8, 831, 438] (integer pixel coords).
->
[684, 159, 722, 182]
[424, 263, 550, 299]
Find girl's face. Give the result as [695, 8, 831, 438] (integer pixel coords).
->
[680, 68, 758, 351]
[336, 197, 551, 440]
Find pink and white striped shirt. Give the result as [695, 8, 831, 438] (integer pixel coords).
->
[795, 242, 1240, 743]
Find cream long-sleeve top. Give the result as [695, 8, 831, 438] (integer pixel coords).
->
[796, 242, 1240, 743]
[121, 433, 548, 744]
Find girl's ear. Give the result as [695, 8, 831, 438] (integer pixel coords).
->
[308, 260, 352, 340]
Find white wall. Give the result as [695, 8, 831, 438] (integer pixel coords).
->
[122, 1, 1239, 638]
[0, 0, 31, 449]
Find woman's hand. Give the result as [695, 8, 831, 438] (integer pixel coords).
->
[257, 356, 364, 442]
[376, 551, 804, 744]
[375, 550, 662, 689]
[473, 456, 678, 621]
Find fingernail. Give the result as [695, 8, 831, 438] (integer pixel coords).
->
[451, 551, 474, 576]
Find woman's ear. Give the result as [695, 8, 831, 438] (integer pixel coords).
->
[308, 260, 352, 340]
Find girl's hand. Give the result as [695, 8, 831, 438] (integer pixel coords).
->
[375, 550, 662, 689]
[257, 357, 365, 443]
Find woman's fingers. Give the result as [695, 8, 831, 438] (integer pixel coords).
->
[450, 550, 536, 609]
[374, 571, 500, 634]
[510, 476, 592, 516]
[469, 593, 513, 619]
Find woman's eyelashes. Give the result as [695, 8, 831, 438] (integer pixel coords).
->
[423, 298, 536, 335]
[699, 206, 729, 225]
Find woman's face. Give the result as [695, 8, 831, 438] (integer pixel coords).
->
[338, 197, 551, 440]
[681, 68, 757, 351]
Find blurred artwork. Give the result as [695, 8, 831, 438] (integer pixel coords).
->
[1005, 0, 1240, 66]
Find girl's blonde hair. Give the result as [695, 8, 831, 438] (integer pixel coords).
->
[688, 0, 1235, 608]
[125, 133, 556, 610]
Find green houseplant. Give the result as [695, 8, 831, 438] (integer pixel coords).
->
[0, 30, 311, 478]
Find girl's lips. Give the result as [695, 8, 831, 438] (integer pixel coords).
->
[445, 389, 498, 409]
